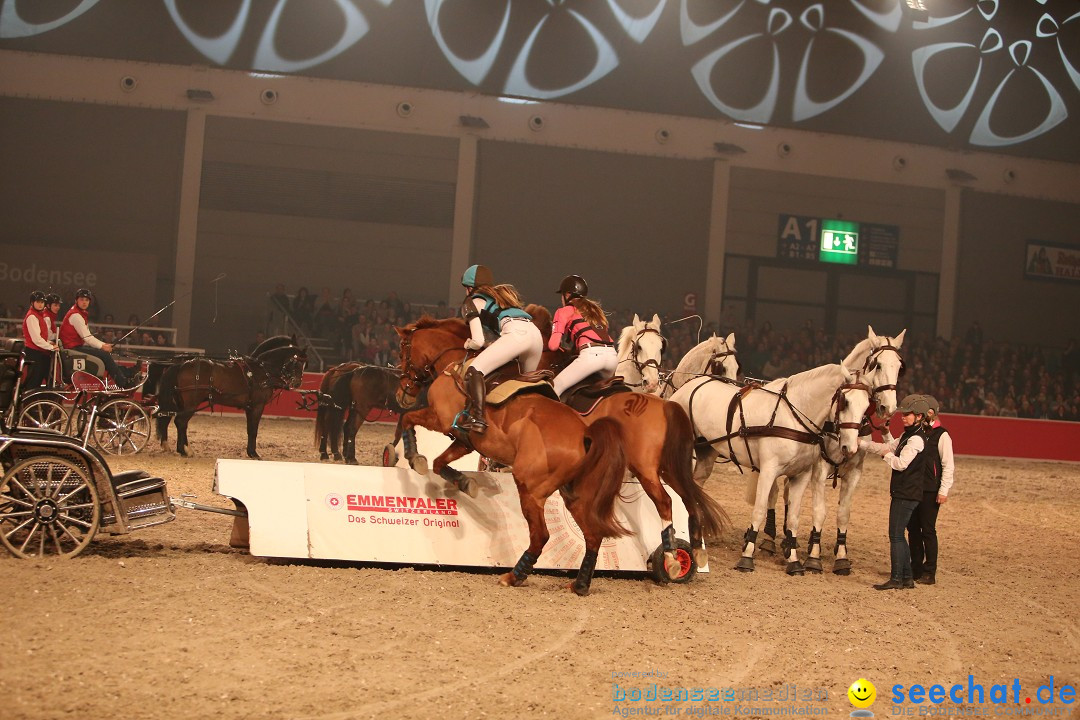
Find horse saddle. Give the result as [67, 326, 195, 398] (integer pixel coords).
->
[451, 360, 557, 406]
[560, 374, 632, 416]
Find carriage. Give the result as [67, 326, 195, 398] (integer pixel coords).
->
[4, 337, 156, 456]
[0, 347, 176, 558]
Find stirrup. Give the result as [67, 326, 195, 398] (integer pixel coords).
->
[452, 410, 487, 434]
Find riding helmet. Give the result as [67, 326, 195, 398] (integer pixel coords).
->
[461, 264, 494, 289]
[45, 293, 61, 305]
[557, 274, 588, 299]
[897, 394, 930, 416]
[75, 288, 92, 300]
[29, 290, 46, 303]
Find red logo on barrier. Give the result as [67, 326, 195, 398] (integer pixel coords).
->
[346, 494, 459, 516]
[324, 493, 344, 511]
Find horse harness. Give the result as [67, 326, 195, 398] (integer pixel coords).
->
[176, 348, 303, 413]
[861, 341, 906, 432]
[687, 376, 873, 474]
[658, 343, 737, 396]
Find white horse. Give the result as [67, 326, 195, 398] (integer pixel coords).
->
[616, 313, 666, 394]
[670, 362, 871, 574]
[661, 333, 739, 399]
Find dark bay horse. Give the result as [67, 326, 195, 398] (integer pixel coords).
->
[526, 304, 729, 578]
[315, 362, 403, 464]
[395, 316, 629, 596]
[155, 336, 307, 459]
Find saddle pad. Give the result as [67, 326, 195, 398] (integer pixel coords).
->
[486, 378, 559, 406]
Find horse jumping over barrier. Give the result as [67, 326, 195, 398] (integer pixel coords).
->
[393, 317, 630, 596]
[155, 336, 307, 459]
[528, 305, 729, 581]
[670, 362, 872, 574]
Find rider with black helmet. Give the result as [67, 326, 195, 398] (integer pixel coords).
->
[22, 290, 57, 388]
[59, 288, 133, 388]
[455, 264, 542, 434]
[43, 293, 62, 342]
[548, 275, 617, 397]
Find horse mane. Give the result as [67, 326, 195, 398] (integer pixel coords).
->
[762, 362, 844, 392]
[406, 315, 470, 338]
[251, 334, 296, 357]
[842, 336, 874, 369]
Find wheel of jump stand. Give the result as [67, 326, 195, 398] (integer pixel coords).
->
[648, 538, 698, 584]
[92, 398, 151, 455]
[16, 397, 68, 433]
[0, 455, 101, 559]
[382, 444, 398, 467]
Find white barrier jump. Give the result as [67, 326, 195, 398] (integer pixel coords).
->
[214, 456, 700, 575]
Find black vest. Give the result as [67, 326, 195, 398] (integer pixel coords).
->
[920, 425, 948, 492]
[890, 426, 928, 501]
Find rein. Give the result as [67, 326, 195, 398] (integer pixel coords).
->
[398, 330, 468, 405]
[618, 327, 666, 388]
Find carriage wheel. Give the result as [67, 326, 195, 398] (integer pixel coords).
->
[16, 398, 68, 433]
[648, 538, 698, 584]
[92, 399, 151, 455]
[382, 444, 398, 467]
[0, 455, 101, 559]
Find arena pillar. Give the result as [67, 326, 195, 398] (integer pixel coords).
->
[448, 135, 479, 304]
[173, 108, 206, 347]
[938, 185, 962, 339]
[703, 159, 731, 325]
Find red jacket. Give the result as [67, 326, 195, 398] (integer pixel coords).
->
[59, 306, 88, 349]
[22, 307, 52, 351]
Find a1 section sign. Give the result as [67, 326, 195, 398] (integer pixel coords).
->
[777, 214, 898, 269]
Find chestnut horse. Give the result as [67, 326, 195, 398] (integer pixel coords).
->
[394, 317, 629, 596]
[527, 305, 729, 578]
[155, 336, 307, 459]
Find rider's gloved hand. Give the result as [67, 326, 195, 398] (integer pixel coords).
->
[464, 338, 483, 351]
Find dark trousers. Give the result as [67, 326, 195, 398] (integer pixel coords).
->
[73, 345, 129, 385]
[888, 497, 920, 582]
[907, 491, 940, 577]
[23, 346, 54, 388]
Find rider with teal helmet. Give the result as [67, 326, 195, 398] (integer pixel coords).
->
[456, 264, 542, 434]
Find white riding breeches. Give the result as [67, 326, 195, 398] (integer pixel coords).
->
[552, 345, 618, 396]
[470, 319, 543, 375]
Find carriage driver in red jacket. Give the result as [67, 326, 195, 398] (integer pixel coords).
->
[21, 290, 57, 388]
[58, 288, 134, 388]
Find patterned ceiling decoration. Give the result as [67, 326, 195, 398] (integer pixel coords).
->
[1, 0, 1078, 162]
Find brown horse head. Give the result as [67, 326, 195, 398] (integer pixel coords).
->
[394, 316, 470, 408]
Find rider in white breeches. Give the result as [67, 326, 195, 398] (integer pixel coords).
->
[457, 264, 542, 434]
[548, 275, 618, 398]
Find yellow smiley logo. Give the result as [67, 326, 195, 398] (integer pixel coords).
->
[848, 678, 877, 709]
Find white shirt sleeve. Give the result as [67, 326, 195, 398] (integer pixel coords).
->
[69, 313, 104, 349]
[884, 435, 925, 472]
[468, 298, 486, 347]
[937, 431, 955, 496]
[25, 316, 56, 352]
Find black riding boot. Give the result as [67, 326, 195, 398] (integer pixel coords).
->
[458, 367, 488, 434]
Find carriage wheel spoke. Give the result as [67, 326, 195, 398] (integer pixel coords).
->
[18, 520, 41, 554]
[1, 494, 34, 510]
[48, 524, 66, 555]
[55, 520, 83, 546]
[58, 512, 93, 530]
[0, 509, 34, 518]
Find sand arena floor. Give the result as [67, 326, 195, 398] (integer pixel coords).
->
[2, 414, 1077, 719]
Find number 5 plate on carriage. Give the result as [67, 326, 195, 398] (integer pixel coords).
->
[214, 445, 705, 582]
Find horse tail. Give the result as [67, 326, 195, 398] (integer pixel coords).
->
[661, 401, 730, 538]
[568, 417, 630, 540]
[313, 371, 334, 449]
[155, 362, 182, 440]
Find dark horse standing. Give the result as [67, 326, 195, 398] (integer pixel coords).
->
[314, 362, 404, 464]
[155, 336, 307, 459]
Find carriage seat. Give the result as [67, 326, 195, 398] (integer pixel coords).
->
[0, 337, 24, 354]
[60, 348, 107, 384]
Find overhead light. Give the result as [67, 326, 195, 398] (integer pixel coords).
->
[459, 115, 489, 129]
[733, 122, 765, 131]
[902, 0, 929, 22]
[945, 168, 977, 183]
[186, 88, 214, 102]
[714, 142, 746, 155]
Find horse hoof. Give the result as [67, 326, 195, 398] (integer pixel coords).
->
[410, 455, 429, 475]
[569, 581, 590, 597]
[664, 552, 682, 580]
[833, 567, 851, 576]
[805, 558, 823, 573]
[786, 561, 805, 576]
[758, 538, 777, 555]
[734, 556, 754, 572]
[346, 459, 359, 466]
[459, 476, 479, 499]
[833, 559, 852, 575]
[692, 547, 709, 569]
[498, 572, 524, 588]
[319, 453, 329, 461]
[333, 454, 342, 462]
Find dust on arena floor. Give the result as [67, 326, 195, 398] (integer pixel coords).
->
[1, 415, 1077, 720]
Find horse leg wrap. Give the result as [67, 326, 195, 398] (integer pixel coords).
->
[512, 550, 539, 582]
[742, 527, 758, 552]
[661, 524, 676, 553]
[781, 529, 798, 554]
[835, 530, 847, 556]
[763, 508, 777, 539]
[402, 428, 417, 458]
[804, 528, 824, 572]
[808, 529, 822, 553]
[572, 549, 599, 596]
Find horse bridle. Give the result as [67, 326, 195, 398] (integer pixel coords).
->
[861, 342, 906, 429]
[397, 330, 464, 403]
[623, 327, 667, 386]
[706, 345, 738, 377]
